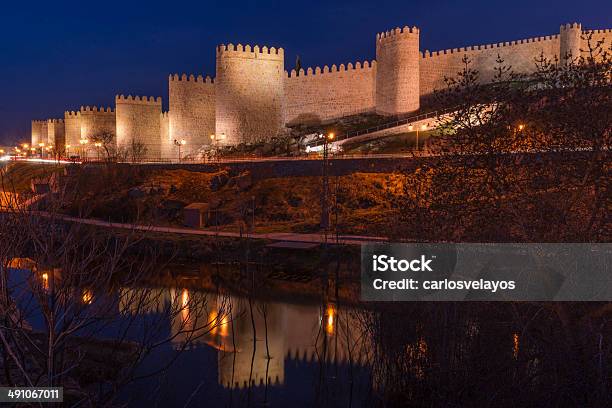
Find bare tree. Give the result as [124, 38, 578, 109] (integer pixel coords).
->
[390, 35, 610, 243]
[117, 140, 149, 163]
[90, 131, 117, 162]
[0, 170, 231, 406]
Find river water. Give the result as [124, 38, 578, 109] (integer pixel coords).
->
[7, 264, 610, 407]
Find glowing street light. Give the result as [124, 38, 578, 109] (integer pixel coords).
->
[320, 132, 335, 233]
[415, 123, 428, 151]
[79, 139, 89, 159]
[518, 124, 525, 131]
[93, 142, 102, 160]
[173, 139, 186, 162]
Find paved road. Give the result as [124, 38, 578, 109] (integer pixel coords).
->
[35, 212, 387, 246]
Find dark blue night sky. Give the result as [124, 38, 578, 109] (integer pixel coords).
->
[0, 0, 609, 144]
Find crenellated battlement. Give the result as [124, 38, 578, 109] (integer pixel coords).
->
[80, 106, 114, 114]
[582, 28, 612, 34]
[561, 22, 582, 31]
[115, 94, 162, 105]
[286, 60, 376, 78]
[376, 26, 419, 42]
[421, 33, 560, 59]
[216, 43, 284, 60]
[169, 73, 214, 84]
[29, 20, 611, 151]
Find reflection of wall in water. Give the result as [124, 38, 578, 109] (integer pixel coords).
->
[119, 287, 371, 389]
[218, 296, 286, 388]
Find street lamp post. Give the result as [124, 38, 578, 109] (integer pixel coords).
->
[94, 142, 102, 161]
[38, 142, 45, 158]
[417, 124, 427, 151]
[320, 132, 335, 233]
[79, 139, 89, 160]
[173, 139, 186, 162]
[408, 124, 427, 151]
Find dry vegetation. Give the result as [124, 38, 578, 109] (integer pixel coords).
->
[59, 166, 402, 236]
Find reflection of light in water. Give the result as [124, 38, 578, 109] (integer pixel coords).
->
[219, 314, 229, 337]
[209, 310, 218, 335]
[181, 289, 190, 322]
[208, 310, 229, 337]
[41, 273, 49, 290]
[82, 289, 93, 304]
[513, 333, 519, 359]
[325, 304, 335, 335]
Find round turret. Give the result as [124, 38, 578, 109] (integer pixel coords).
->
[375, 26, 420, 115]
[560, 23, 582, 62]
[215, 44, 285, 145]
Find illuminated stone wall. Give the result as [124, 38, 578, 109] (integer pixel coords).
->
[215, 44, 285, 145]
[115, 95, 162, 159]
[168, 74, 215, 157]
[376, 26, 420, 115]
[32, 21, 611, 153]
[284, 61, 376, 124]
[64, 111, 81, 149]
[79, 106, 115, 158]
[47, 119, 65, 153]
[31, 120, 44, 146]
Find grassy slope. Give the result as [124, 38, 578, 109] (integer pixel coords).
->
[81, 168, 403, 236]
[0, 162, 65, 194]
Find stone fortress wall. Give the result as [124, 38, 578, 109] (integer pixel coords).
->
[215, 44, 285, 145]
[64, 111, 81, 150]
[39, 121, 48, 148]
[31, 22, 611, 159]
[168, 74, 215, 156]
[79, 106, 116, 158]
[419, 32, 561, 95]
[116, 95, 162, 158]
[160, 111, 170, 158]
[31, 120, 44, 146]
[376, 26, 420, 115]
[46, 119, 65, 153]
[284, 60, 377, 124]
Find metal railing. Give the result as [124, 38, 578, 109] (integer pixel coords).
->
[306, 105, 458, 149]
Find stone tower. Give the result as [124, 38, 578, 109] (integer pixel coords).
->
[215, 44, 285, 145]
[375, 26, 420, 116]
[64, 111, 81, 149]
[560, 22, 582, 62]
[115, 95, 162, 159]
[168, 74, 215, 157]
[47, 119, 65, 154]
[31, 120, 44, 146]
[79, 106, 115, 159]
